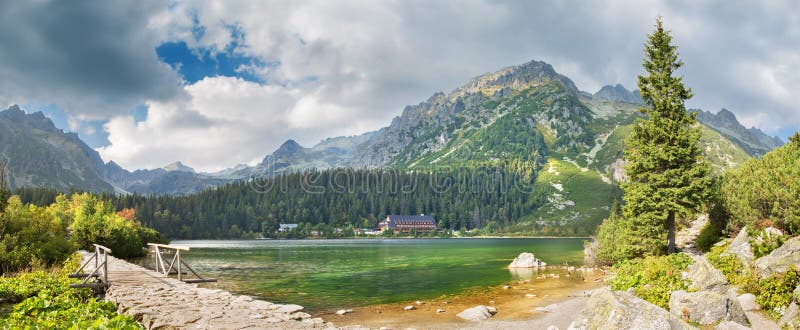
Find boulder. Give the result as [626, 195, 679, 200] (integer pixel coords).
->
[457, 305, 495, 321]
[668, 290, 748, 326]
[682, 254, 729, 293]
[737, 293, 759, 311]
[754, 236, 800, 278]
[509, 252, 547, 268]
[714, 321, 750, 330]
[567, 287, 696, 330]
[722, 227, 755, 266]
[779, 302, 799, 327]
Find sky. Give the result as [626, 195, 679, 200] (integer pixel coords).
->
[0, 1, 798, 172]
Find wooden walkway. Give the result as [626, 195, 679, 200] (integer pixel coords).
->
[75, 250, 329, 329]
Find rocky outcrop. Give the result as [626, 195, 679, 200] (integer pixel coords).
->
[682, 254, 729, 293]
[754, 236, 800, 278]
[668, 290, 748, 326]
[568, 288, 696, 330]
[779, 303, 800, 327]
[722, 227, 755, 266]
[509, 252, 547, 268]
[457, 305, 496, 321]
[737, 293, 759, 311]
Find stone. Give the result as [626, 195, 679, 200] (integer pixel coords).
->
[526, 294, 537, 298]
[668, 290, 748, 326]
[755, 236, 800, 278]
[457, 305, 495, 321]
[722, 227, 755, 266]
[486, 306, 497, 314]
[336, 309, 353, 315]
[715, 321, 750, 330]
[404, 305, 416, 311]
[568, 287, 695, 330]
[547, 326, 559, 330]
[275, 304, 304, 314]
[737, 293, 759, 311]
[682, 253, 729, 293]
[502, 285, 510, 290]
[509, 252, 547, 268]
[779, 302, 800, 327]
[436, 308, 445, 313]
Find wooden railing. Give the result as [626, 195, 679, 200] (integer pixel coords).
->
[148, 243, 217, 283]
[69, 244, 112, 289]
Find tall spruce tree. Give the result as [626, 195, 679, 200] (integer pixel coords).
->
[0, 162, 8, 212]
[622, 18, 711, 255]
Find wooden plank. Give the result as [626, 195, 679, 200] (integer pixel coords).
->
[182, 278, 217, 283]
[147, 243, 190, 251]
[70, 283, 109, 289]
[68, 273, 99, 278]
[93, 244, 112, 253]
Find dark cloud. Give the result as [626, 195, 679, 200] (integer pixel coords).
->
[0, 1, 182, 117]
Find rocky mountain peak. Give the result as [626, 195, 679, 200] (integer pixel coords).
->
[163, 161, 196, 173]
[593, 84, 643, 104]
[270, 139, 304, 159]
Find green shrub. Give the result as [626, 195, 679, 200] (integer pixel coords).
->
[757, 267, 799, 320]
[706, 244, 760, 293]
[696, 219, 724, 252]
[751, 229, 787, 259]
[0, 253, 141, 329]
[608, 253, 693, 309]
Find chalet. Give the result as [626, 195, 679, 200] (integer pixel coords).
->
[278, 223, 298, 232]
[378, 215, 437, 234]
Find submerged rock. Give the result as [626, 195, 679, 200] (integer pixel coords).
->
[568, 287, 695, 330]
[722, 227, 755, 266]
[509, 252, 547, 268]
[457, 305, 495, 321]
[754, 236, 800, 278]
[668, 290, 748, 326]
[682, 254, 729, 293]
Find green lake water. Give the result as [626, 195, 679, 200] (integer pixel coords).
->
[134, 238, 587, 311]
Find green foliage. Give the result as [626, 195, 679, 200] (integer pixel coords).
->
[757, 267, 799, 319]
[53, 193, 166, 258]
[0, 196, 76, 274]
[696, 220, 724, 253]
[0, 161, 8, 213]
[706, 244, 759, 292]
[595, 200, 639, 265]
[721, 137, 800, 235]
[0, 253, 141, 329]
[608, 253, 693, 309]
[621, 18, 711, 256]
[751, 229, 788, 259]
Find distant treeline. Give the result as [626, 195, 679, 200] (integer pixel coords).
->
[14, 163, 604, 239]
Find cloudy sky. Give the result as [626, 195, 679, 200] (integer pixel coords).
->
[1, 1, 797, 172]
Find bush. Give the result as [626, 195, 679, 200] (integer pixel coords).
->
[696, 220, 724, 253]
[608, 253, 693, 309]
[751, 228, 787, 259]
[595, 200, 641, 265]
[706, 244, 760, 293]
[0, 253, 141, 329]
[757, 267, 799, 320]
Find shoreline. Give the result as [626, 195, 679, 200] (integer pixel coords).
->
[321, 267, 605, 329]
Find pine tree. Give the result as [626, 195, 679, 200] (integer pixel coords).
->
[0, 162, 8, 212]
[622, 18, 711, 255]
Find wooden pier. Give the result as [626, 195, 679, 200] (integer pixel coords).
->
[69, 243, 326, 329]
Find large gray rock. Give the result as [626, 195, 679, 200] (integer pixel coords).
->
[754, 236, 800, 279]
[568, 287, 696, 330]
[509, 252, 547, 268]
[683, 254, 729, 293]
[668, 290, 748, 326]
[457, 305, 495, 321]
[722, 227, 755, 266]
[715, 321, 750, 330]
[779, 302, 799, 327]
[737, 293, 759, 311]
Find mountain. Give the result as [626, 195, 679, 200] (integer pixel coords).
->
[593, 84, 643, 104]
[693, 108, 784, 157]
[0, 105, 113, 192]
[163, 161, 196, 173]
[0, 59, 783, 205]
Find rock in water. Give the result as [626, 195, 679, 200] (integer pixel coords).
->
[509, 252, 547, 268]
[755, 236, 800, 278]
[721, 227, 754, 266]
[457, 305, 495, 321]
[668, 290, 748, 326]
[568, 287, 694, 330]
[682, 254, 729, 293]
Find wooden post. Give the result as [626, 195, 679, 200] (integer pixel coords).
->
[102, 248, 108, 284]
[177, 250, 182, 281]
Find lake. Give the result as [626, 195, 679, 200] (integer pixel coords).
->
[133, 238, 587, 311]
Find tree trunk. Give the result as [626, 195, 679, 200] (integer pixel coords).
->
[667, 210, 676, 254]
